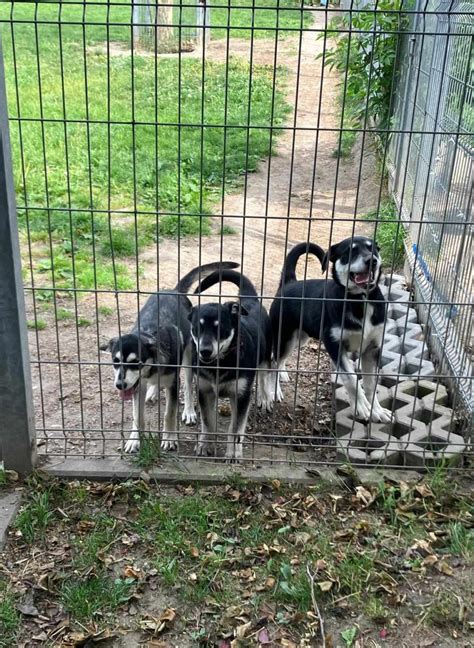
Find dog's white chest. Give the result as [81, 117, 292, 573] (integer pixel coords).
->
[331, 304, 382, 353]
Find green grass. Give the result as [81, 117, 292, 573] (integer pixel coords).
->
[446, 522, 474, 562]
[14, 491, 55, 543]
[361, 199, 405, 269]
[71, 516, 120, 571]
[134, 434, 162, 468]
[2, 478, 473, 644]
[0, 583, 19, 648]
[26, 318, 47, 330]
[212, 0, 311, 40]
[220, 223, 237, 235]
[0, 1, 289, 293]
[56, 307, 74, 321]
[98, 305, 113, 316]
[61, 576, 135, 622]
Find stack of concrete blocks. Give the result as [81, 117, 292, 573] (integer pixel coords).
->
[334, 274, 465, 467]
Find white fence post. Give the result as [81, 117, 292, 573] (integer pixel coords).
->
[0, 35, 37, 474]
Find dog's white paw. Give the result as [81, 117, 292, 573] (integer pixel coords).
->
[182, 407, 197, 425]
[145, 385, 158, 404]
[196, 441, 214, 457]
[225, 448, 243, 463]
[371, 403, 393, 423]
[275, 383, 284, 402]
[279, 370, 290, 383]
[161, 432, 178, 451]
[257, 393, 274, 412]
[123, 434, 140, 454]
[354, 398, 371, 422]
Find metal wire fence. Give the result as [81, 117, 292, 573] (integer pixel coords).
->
[0, 1, 472, 476]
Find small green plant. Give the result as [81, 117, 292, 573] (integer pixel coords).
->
[364, 596, 390, 623]
[362, 199, 405, 269]
[98, 305, 113, 316]
[99, 227, 139, 258]
[341, 627, 358, 648]
[134, 434, 162, 468]
[14, 491, 54, 543]
[26, 319, 47, 330]
[56, 308, 73, 321]
[0, 584, 19, 648]
[425, 591, 461, 628]
[220, 224, 237, 235]
[60, 576, 135, 622]
[321, 1, 407, 156]
[158, 213, 211, 238]
[276, 563, 311, 610]
[447, 522, 474, 562]
[78, 317, 91, 327]
[71, 517, 120, 572]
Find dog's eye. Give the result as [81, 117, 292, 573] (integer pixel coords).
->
[213, 321, 219, 328]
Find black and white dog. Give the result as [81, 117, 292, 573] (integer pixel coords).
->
[270, 238, 392, 423]
[101, 261, 238, 453]
[189, 270, 273, 461]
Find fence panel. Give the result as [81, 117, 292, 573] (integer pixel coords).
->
[0, 1, 471, 477]
[388, 0, 473, 411]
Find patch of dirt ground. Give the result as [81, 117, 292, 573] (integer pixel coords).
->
[25, 10, 384, 462]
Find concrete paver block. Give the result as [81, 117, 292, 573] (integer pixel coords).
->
[394, 379, 449, 409]
[402, 426, 465, 467]
[336, 429, 393, 464]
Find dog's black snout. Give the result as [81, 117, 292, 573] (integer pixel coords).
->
[199, 347, 213, 359]
[115, 379, 126, 390]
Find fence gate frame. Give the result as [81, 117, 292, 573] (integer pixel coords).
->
[0, 34, 36, 475]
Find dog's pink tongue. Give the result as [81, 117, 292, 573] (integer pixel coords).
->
[354, 272, 370, 285]
[119, 387, 134, 401]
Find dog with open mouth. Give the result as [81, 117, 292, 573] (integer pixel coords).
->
[189, 269, 274, 461]
[101, 261, 238, 453]
[270, 237, 392, 423]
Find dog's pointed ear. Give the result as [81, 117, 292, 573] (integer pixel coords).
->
[140, 334, 157, 354]
[321, 244, 340, 273]
[228, 301, 249, 317]
[100, 337, 117, 352]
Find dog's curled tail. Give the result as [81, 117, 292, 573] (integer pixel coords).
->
[279, 242, 325, 290]
[194, 270, 258, 301]
[176, 261, 239, 294]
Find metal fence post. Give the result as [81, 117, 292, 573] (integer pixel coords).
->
[0, 35, 37, 474]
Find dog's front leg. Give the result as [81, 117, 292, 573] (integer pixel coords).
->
[257, 361, 275, 412]
[324, 334, 372, 422]
[182, 344, 197, 425]
[226, 388, 251, 462]
[124, 382, 146, 453]
[161, 380, 179, 451]
[196, 386, 216, 456]
[361, 347, 392, 422]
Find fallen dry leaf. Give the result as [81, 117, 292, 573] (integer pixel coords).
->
[318, 580, 333, 592]
[415, 483, 434, 498]
[235, 620, 252, 639]
[123, 565, 141, 579]
[355, 485, 375, 507]
[436, 560, 454, 576]
[159, 608, 176, 623]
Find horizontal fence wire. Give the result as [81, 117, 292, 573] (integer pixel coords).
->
[0, 0, 472, 474]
